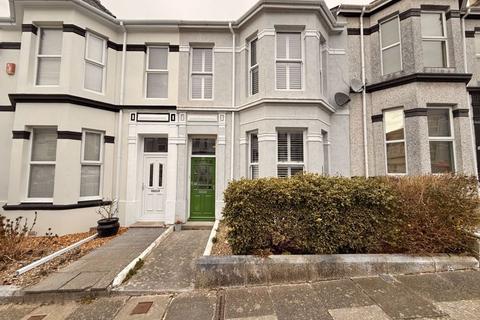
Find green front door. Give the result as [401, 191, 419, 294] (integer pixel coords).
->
[190, 157, 216, 220]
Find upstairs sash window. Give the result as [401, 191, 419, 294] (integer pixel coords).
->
[276, 32, 302, 90]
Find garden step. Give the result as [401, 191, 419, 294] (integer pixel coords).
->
[182, 221, 214, 230]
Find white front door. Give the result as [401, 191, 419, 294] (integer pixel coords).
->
[142, 156, 167, 220]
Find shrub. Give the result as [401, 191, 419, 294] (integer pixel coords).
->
[0, 213, 38, 263]
[223, 174, 480, 255]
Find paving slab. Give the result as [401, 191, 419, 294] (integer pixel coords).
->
[328, 305, 391, 320]
[65, 296, 127, 320]
[25, 228, 166, 294]
[396, 273, 473, 302]
[353, 276, 445, 319]
[20, 302, 78, 320]
[113, 295, 171, 320]
[164, 292, 216, 320]
[437, 271, 480, 299]
[311, 279, 374, 309]
[120, 230, 210, 292]
[0, 304, 39, 320]
[434, 299, 480, 320]
[224, 287, 276, 320]
[269, 284, 332, 320]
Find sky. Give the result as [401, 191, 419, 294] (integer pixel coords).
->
[0, 0, 371, 19]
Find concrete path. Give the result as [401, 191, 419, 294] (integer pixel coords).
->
[118, 229, 210, 293]
[4, 270, 480, 319]
[24, 228, 166, 294]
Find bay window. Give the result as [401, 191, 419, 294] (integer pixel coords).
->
[380, 16, 402, 75]
[277, 131, 304, 177]
[191, 48, 213, 100]
[36, 28, 62, 86]
[421, 12, 448, 68]
[84, 32, 106, 93]
[384, 108, 407, 174]
[28, 128, 57, 200]
[80, 130, 104, 199]
[249, 133, 259, 179]
[276, 32, 302, 90]
[146, 46, 169, 98]
[428, 107, 455, 173]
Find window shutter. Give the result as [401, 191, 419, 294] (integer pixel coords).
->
[80, 165, 101, 197]
[288, 63, 302, 90]
[147, 73, 168, 98]
[276, 33, 287, 59]
[84, 132, 101, 161]
[290, 132, 304, 162]
[251, 165, 259, 179]
[37, 58, 61, 85]
[192, 49, 203, 72]
[85, 62, 103, 92]
[87, 34, 105, 63]
[250, 39, 257, 66]
[250, 134, 258, 163]
[192, 75, 202, 99]
[277, 132, 288, 161]
[251, 67, 259, 95]
[276, 63, 287, 90]
[277, 167, 288, 178]
[149, 47, 168, 70]
[288, 33, 301, 59]
[39, 29, 62, 55]
[204, 49, 213, 72]
[204, 75, 213, 99]
[32, 128, 57, 161]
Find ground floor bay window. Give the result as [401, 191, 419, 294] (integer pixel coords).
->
[277, 130, 304, 177]
[427, 107, 455, 173]
[28, 127, 57, 201]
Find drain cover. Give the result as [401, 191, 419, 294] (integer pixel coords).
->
[130, 301, 153, 315]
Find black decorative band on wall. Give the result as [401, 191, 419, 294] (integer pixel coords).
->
[0, 42, 21, 50]
[2, 200, 112, 211]
[107, 40, 123, 51]
[57, 131, 82, 140]
[466, 31, 476, 38]
[420, 5, 449, 11]
[371, 114, 384, 122]
[8, 94, 176, 113]
[22, 24, 38, 35]
[126, 44, 147, 52]
[169, 45, 180, 52]
[104, 135, 115, 144]
[12, 131, 31, 139]
[62, 24, 86, 37]
[446, 10, 460, 20]
[366, 73, 472, 93]
[404, 108, 428, 118]
[0, 105, 15, 112]
[453, 109, 470, 118]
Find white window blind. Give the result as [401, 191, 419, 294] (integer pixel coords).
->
[80, 131, 104, 199]
[146, 47, 168, 98]
[277, 131, 304, 177]
[191, 48, 213, 99]
[421, 12, 448, 68]
[249, 133, 259, 179]
[28, 128, 57, 199]
[384, 108, 407, 174]
[276, 32, 302, 90]
[249, 39, 259, 95]
[36, 28, 62, 85]
[380, 17, 402, 75]
[84, 32, 106, 93]
[427, 107, 455, 173]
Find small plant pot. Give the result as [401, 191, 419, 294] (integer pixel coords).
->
[97, 217, 120, 237]
[174, 223, 182, 232]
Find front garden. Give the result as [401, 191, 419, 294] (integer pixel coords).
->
[215, 174, 480, 256]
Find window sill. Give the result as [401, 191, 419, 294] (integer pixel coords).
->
[2, 199, 111, 211]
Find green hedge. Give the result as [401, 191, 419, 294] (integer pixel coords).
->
[223, 174, 480, 255]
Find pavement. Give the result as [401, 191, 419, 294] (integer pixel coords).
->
[118, 229, 211, 293]
[24, 228, 166, 294]
[2, 270, 480, 319]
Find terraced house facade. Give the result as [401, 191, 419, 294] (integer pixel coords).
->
[0, 0, 479, 235]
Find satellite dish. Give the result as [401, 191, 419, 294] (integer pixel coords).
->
[335, 92, 351, 107]
[350, 78, 364, 93]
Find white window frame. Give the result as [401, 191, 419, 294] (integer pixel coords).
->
[145, 45, 169, 99]
[35, 27, 62, 87]
[275, 32, 304, 91]
[79, 130, 104, 201]
[248, 38, 259, 96]
[276, 130, 305, 177]
[427, 106, 456, 173]
[383, 108, 408, 175]
[26, 127, 57, 202]
[421, 11, 449, 68]
[379, 16, 403, 75]
[189, 47, 214, 100]
[248, 132, 259, 179]
[84, 32, 107, 94]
